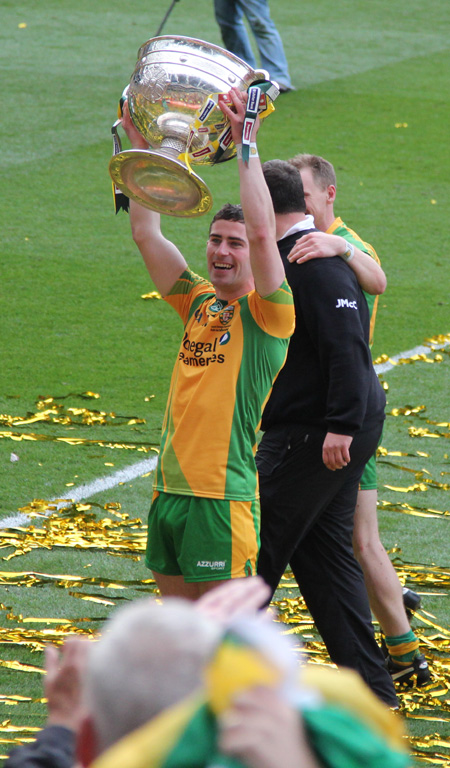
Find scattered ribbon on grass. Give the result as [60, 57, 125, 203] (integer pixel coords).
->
[0, 431, 159, 453]
[1, 514, 449, 764]
[1, 394, 147, 428]
[0, 392, 159, 452]
[378, 500, 449, 520]
[273, 571, 450, 768]
[1, 348, 449, 764]
[0, 503, 147, 560]
[373, 333, 450, 368]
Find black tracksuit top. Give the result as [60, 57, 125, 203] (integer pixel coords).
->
[262, 231, 386, 436]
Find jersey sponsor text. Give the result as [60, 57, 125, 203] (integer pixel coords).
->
[336, 298, 358, 309]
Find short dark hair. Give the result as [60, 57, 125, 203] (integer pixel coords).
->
[262, 160, 306, 214]
[209, 203, 244, 233]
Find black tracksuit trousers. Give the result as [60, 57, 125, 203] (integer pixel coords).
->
[256, 421, 398, 708]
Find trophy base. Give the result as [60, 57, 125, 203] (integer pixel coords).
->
[109, 149, 213, 218]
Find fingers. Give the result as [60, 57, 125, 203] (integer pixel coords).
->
[287, 235, 316, 263]
[196, 576, 270, 625]
[218, 87, 246, 119]
[44, 644, 60, 678]
[322, 433, 353, 471]
[322, 448, 348, 471]
[120, 100, 148, 149]
[121, 98, 129, 126]
[323, 444, 349, 470]
[44, 637, 90, 683]
[287, 232, 343, 263]
[287, 251, 313, 264]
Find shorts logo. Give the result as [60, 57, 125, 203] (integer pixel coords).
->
[197, 560, 226, 570]
[336, 298, 358, 309]
[219, 331, 231, 345]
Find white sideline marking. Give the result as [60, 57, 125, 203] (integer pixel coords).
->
[0, 456, 158, 530]
[1, 338, 448, 530]
[374, 341, 449, 374]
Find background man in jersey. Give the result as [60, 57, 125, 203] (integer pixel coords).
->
[256, 159, 397, 707]
[285, 153, 429, 687]
[120, 91, 294, 600]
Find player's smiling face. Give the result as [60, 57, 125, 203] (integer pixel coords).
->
[206, 219, 253, 299]
[299, 167, 329, 231]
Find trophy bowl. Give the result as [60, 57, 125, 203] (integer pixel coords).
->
[109, 35, 270, 217]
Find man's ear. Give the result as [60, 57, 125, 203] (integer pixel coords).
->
[76, 714, 98, 767]
[326, 184, 337, 203]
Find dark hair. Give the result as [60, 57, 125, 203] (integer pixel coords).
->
[262, 160, 306, 214]
[209, 203, 244, 233]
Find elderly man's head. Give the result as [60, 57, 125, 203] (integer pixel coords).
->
[78, 597, 220, 764]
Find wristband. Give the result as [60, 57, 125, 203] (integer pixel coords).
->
[340, 241, 354, 262]
[242, 84, 261, 163]
[236, 142, 259, 160]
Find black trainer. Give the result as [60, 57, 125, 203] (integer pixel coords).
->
[387, 652, 431, 687]
[402, 587, 422, 613]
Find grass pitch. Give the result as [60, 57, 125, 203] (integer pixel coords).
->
[1, 0, 449, 763]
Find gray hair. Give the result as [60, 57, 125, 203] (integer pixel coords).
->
[83, 598, 220, 753]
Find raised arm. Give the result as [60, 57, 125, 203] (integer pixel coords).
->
[121, 102, 187, 297]
[219, 89, 285, 297]
[286, 231, 387, 295]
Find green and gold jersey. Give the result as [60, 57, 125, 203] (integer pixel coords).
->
[155, 269, 294, 501]
[327, 217, 380, 346]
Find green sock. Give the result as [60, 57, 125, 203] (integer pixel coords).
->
[385, 629, 419, 665]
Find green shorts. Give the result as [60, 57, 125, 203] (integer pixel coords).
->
[145, 491, 260, 582]
[359, 453, 377, 491]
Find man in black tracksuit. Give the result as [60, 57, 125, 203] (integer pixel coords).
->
[257, 160, 397, 708]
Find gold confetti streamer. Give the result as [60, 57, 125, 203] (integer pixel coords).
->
[378, 461, 432, 477]
[373, 334, 450, 367]
[0, 508, 148, 560]
[1, 373, 448, 765]
[0, 722, 40, 733]
[271, 547, 450, 766]
[390, 405, 427, 417]
[0, 394, 159, 454]
[377, 447, 431, 459]
[0, 660, 44, 674]
[409, 427, 449, 439]
[67, 592, 116, 606]
[378, 500, 449, 519]
[0, 697, 33, 703]
[0, 394, 145, 428]
[0, 430, 159, 453]
[383, 482, 449, 493]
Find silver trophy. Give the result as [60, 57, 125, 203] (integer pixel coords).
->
[109, 35, 276, 217]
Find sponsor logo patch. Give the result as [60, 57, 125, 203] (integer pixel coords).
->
[336, 298, 358, 309]
[178, 332, 225, 366]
